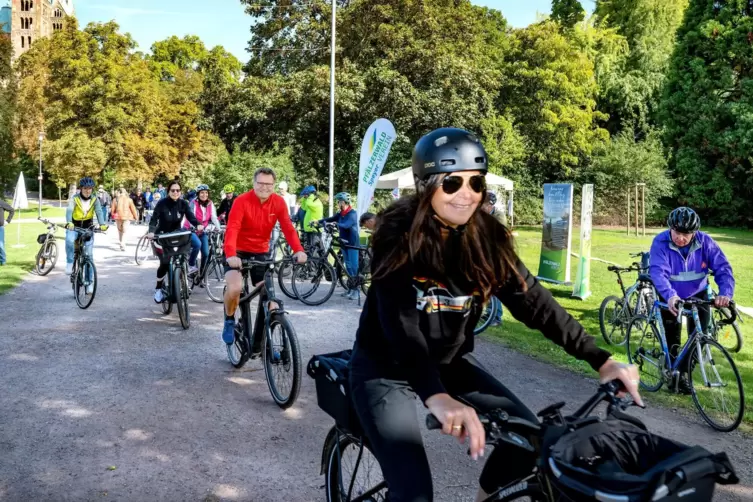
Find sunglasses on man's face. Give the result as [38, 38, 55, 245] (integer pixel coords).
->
[441, 175, 486, 195]
[169, 189, 181, 193]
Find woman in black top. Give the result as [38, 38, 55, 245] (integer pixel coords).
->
[348, 128, 643, 502]
[147, 180, 202, 303]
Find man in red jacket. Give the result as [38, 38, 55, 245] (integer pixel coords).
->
[222, 167, 307, 348]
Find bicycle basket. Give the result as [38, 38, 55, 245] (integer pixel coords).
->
[544, 419, 738, 502]
[307, 350, 361, 434]
[36, 234, 48, 245]
[155, 230, 193, 257]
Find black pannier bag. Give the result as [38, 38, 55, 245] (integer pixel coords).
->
[37, 234, 47, 245]
[307, 350, 361, 434]
[155, 230, 192, 257]
[543, 419, 738, 501]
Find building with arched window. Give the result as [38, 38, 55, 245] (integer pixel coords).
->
[1, 0, 74, 60]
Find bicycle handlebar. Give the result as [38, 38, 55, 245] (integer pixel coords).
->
[670, 298, 738, 325]
[425, 380, 630, 440]
[56, 223, 106, 234]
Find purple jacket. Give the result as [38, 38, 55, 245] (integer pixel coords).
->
[649, 230, 734, 300]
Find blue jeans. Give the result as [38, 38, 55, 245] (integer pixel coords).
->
[343, 247, 359, 282]
[190, 233, 209, 269]
[0, 225, 5, 265]
[66, 229, 93, 265]
[492, 297, 503, 325]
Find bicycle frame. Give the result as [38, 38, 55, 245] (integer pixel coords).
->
[166, 253, 188, 303]
[238, 262, 286, 351]
[644, 300, 707, 378]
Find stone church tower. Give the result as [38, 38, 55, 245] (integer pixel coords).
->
[1, 0, 74, 60]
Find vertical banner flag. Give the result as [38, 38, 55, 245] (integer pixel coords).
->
[11, 172, 29, 248]
[536, 183, 574, 284]
[357, 118, 396, 220]
[572, 184, 594, 299]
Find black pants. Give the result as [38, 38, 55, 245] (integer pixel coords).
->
[660, 291, 710, 363]
[349, 348, 537, 501]
[224, 252, 267, 352]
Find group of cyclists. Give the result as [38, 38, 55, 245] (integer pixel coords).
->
[55, 126, 741, 501]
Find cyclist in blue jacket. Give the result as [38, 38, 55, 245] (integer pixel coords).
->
[318, 192, 360, 300]
[649, 206, 734, 393]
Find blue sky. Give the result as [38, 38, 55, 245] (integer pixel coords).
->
[75, 1, 591, 63]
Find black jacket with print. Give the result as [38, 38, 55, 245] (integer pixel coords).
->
[353, 203, 611, 403]
[148, 197, 199, 235]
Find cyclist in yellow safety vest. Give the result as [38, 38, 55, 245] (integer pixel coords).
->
[65, 177, 108, 287]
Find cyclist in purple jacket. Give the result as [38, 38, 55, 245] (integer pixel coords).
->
[649, 207, 735, 392]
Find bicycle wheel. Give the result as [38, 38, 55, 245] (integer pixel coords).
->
[326, 430, 388, 502]
[712, 308, 743, 353]
[74, 259, 97, 309]
[276, 259, 298, 300]
[174, 265, 190, 329]
[687, 338, 744, 432]
[599, 295, 628, 346]
[36, 239, 58, 276]
[292, 258, 336, 306]
[204, 257, 226, 304]
[335, 252, 349, 290]
[626, 316, 664, 392]
[227, 300, 251, 369]
[160, 269, 173, 314]
[135, 235, 152, 265]
[262, 312, 302, 408]
[475, 300, 497, 336]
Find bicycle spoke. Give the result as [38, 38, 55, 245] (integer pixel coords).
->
[689, 340, 744, 431]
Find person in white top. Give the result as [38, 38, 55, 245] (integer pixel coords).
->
[278, 181, 297, 217]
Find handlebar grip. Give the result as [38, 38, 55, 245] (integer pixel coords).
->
[603, 379, 626, 395]
[426, 414, 442, 431]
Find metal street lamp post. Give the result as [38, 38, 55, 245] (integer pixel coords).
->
[328, 0, 336, 216]
[38, 131, 44, 218]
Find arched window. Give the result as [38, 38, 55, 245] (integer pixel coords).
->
[30, 1, 33, 10]
[21, 36, 24, 48]
[28, 36, 31, 46]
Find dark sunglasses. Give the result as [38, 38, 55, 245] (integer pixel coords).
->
[169, 188, 181, 193]
[441, 175, 486, 195]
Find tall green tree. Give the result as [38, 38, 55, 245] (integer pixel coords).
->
[594, 0, 688, 137]
[552, 0, 585, 29]
[0, 33, 16, 191]
[660, 0, 753, 226]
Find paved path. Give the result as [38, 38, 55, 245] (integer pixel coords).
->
[0, 225, 751, 501]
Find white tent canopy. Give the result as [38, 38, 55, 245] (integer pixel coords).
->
[376, 167, 514, 191]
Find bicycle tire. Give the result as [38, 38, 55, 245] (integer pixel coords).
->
[626, 316, 664, 392]
[292, 258, 336, 306]
[325, 430, 387, 502]
[36, 238, 58, 276]
[263, 312, 302, 408]
[687, 338, 744, 432]
[135, 235, 152, 265]
[227, 299, 251, 369]
[75, 259, 97, 309]
[205, 256, 226, 304]
[276, 259, 298, 300]
[475, 300, 497, 336]
[598, 295, 628, 346]
[712, 308, 743, 353]
[175, 265, 190, 329]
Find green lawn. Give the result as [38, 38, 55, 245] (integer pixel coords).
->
[486, 226, 753, 428]
[20, 204, 67, 219]
[0, 219, 49, 294]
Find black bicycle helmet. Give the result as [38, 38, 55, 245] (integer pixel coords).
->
[668, 207, 700, 233]
[411, 128, 488, 186]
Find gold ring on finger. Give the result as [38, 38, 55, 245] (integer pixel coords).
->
[452, 425, 462, 431]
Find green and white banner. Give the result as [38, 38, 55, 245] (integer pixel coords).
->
[572, 184, 594, 299]
[537, 183, 574, 284]
[357, 118, 396, 219]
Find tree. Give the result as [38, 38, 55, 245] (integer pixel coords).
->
[500, 21, 608, 183]
[14, 20, 206, 187]
[660, 0, 753, 226]
[44, 129, 107, 186]
[594, 0, 688, 137]
[552, 0, 585, 29]
[0, 33, 16, 191]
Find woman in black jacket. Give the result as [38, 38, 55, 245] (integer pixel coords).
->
[147, 180, 202, 303]
[348, 128, 643, 502]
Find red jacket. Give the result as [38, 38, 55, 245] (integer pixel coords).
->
[224, 190, 304, 257]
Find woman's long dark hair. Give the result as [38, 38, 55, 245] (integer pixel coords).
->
[371, 174, 524, 301]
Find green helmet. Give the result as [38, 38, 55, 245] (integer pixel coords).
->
[223, 184, 236, 193]
[334, 192, 351, 204]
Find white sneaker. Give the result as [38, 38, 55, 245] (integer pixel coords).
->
[86, 284, 94, 295]
[120, 244, 125, 251]
[65, 263, 73, 275]
[153, 289, 165, 303]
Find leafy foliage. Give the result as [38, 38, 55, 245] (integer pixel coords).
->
[552, 0, 586, 29]
[660, 0, 753, 226]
